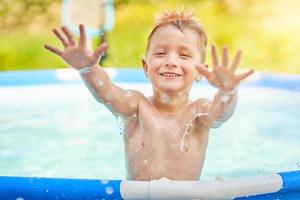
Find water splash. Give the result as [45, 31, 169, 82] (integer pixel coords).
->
[116, 115, 125, 135]
[180, 112, 208, 152]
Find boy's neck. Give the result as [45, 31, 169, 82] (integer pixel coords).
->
[151, 90, 190, 114]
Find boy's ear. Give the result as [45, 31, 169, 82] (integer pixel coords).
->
[195, 63, 208, 81]
[142, 58, 148, 78]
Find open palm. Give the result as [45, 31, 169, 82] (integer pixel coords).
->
[44, 24, 107, 69]
[199, 45, 254, 92]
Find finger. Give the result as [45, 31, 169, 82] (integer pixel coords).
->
[211, 45, 219, 67]
[197, 65, 211, 79]
[44, 44, 63, 56]
[52, 28, 68, 48]
[61, 26, 76, 46]
[236, 69, 254, 82]
[93, 42, 109, 60]
[230, 49, 242, 72]
[222, 46, 228, 67]
[79, 24, 86, 48]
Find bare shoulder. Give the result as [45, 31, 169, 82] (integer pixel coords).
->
[126, 89, 147, 101]
[193, 98, 211, 112]
[110, 88, 147, 118]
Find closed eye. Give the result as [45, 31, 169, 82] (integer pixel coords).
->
[179, 53, 192, 59]
[153, 52, 166, 57]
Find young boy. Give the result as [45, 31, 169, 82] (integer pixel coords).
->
[45, 10, 253, 181]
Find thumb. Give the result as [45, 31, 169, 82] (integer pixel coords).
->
[93, 43, 109, 60]
[197, 64, 211, 79]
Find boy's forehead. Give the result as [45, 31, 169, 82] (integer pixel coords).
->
[148, 25, 201, 50]
[151, 24, 197, 38]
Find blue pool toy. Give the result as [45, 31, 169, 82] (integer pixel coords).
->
[0, 170, 299, 200]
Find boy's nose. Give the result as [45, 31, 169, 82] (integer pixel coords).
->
[164, 54, 178, 68]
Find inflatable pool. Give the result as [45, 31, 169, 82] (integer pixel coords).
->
[0, 170, 299, 200]
[1, 69, 300, 199]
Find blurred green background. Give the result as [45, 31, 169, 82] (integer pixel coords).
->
[0, 0, 299, 73]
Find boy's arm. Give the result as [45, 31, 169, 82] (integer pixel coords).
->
[44, 24, 143, 117]
[196, 46, 253, 128]
[199, 88, 237, 129]
[79, 64, 144, 117]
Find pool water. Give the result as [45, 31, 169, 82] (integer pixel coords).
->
[0, 83, 300, 180]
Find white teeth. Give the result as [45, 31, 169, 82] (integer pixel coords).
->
[161, 73, 179, 77]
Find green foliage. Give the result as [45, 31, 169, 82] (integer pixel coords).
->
[0, 0, 60, 33]
[0, 0, 299, 73]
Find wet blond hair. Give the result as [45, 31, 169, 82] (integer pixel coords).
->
[146, 9, 208, 63]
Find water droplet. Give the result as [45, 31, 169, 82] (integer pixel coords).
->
[160, 93, 171, 103]
[45, 189, 49, 193]
[101, 180, 109, 185]
[220, 95, 230, 103]
[125, 90, 133, 98]
[159, 177, 170, 181]
[180, 144, 188, 152]
[98, 81, 104, 86]
[105, 186, 114, 195]
[16, 198, 25, 200]
[135, 143, 144, 152]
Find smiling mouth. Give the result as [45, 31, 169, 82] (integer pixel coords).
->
[160, 72, 181, 77]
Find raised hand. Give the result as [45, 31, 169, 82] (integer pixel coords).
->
[198, 45, 254, 92]
[44, 24, 108, 70]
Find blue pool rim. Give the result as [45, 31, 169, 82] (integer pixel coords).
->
[0, 170, 300, 200]
[0, 176, 122, 200]
[0, 69, 300, 91]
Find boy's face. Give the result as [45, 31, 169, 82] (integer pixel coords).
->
[143, 24, 204, 94]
